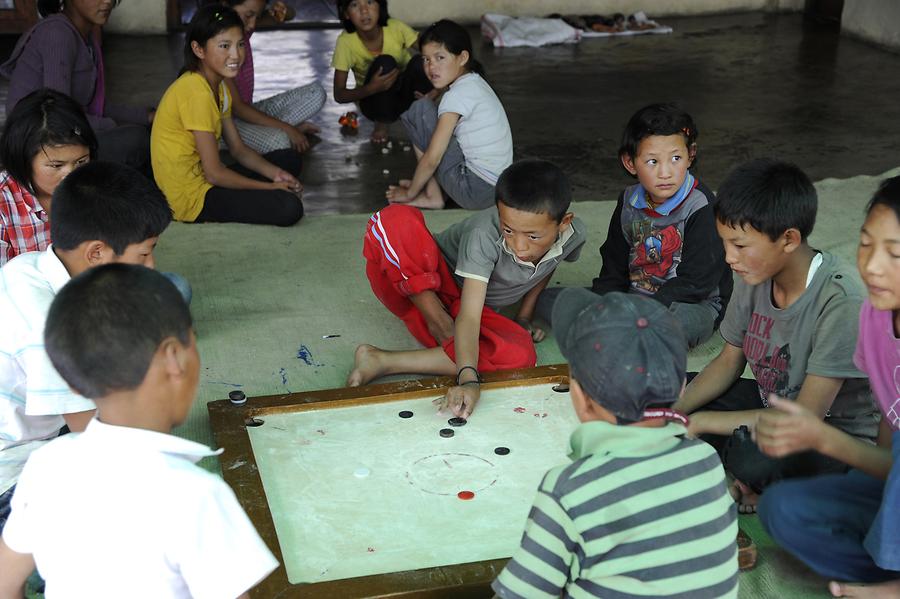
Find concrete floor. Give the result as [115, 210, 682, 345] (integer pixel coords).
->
[2, 10, 900, 216]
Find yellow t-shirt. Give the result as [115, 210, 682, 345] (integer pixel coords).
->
[150, 71, 232, 222]
[331, 18, 419, 84]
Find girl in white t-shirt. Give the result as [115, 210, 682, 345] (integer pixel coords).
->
[386, 20, 513, 210]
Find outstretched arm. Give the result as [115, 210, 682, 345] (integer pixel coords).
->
[195, 125, 299, 193]
[386, 112, 459, 202]
[438, 277, 488, 419]
[757, 400, 893, 480]
[673, 342, 746, 418]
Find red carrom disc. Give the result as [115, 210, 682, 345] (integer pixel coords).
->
[457, 490, 475, 500]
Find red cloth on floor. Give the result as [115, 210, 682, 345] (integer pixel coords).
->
[364, 204, 536, 371]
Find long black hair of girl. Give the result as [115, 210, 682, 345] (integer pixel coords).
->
[419, 19, 486, 78]
[181, 4, 245, 74]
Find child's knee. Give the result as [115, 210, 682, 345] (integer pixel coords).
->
[370, 54, 399, 74]
[757, 481, 807, 537]
[306, 83, 327, 111]
[373, 204, 425, 230]
[272, 194, 303, 226]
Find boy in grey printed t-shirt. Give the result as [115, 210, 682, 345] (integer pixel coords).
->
[672, 159, 878, 511]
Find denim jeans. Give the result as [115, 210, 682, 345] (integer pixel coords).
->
[758, 431, 900, 582]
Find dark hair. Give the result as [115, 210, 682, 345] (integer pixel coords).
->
[619, 103, 698, 162]
[51, 161, 172, 254]
[867, 176, 900, 223]
[715, 158, 817, 241]
[45, 264, 193, 399]
[0, 88, 97, 194]
[419, 19, 485, 77]
[337, 0, 389, 33]
[38, 0, 121, 17]
[495, 159, 572, 222]
[183, 4, 245, 73]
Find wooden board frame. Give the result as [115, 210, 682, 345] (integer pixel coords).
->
[208, 364, 570, 599]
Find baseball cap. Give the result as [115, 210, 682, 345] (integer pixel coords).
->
[552, 289, 687, 423]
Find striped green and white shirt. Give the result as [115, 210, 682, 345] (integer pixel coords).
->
[493, 420, 738, 599]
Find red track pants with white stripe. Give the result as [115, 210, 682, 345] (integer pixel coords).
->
[363, 205, 536, 372]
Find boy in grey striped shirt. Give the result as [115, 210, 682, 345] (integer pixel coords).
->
[493, 290, 738, 599]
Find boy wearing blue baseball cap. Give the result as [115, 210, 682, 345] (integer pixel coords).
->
[493, 289, 738, 598]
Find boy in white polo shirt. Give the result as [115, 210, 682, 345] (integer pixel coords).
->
[0, 161, 172, 532]
[0, 264, 278, 598]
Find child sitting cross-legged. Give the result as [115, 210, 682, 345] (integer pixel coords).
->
[493, 289, 738, 598]
[0, 264, 278, 597]
[672, 158, 880, 512]
[540, 103, 732, 348]
[151, 5, 303, 226]
[349, 159, 586, 418]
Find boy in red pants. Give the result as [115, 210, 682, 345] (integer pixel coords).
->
[349, 159, 585, 418]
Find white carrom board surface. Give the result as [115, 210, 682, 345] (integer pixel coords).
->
[246, 382, 580, 584]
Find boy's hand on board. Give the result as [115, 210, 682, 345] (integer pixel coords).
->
[435, 384, 480, 419]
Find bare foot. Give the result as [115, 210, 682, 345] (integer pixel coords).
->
[347, 344, 387, 386]
[403, 194, 445, 210]
[728, 478, 759, 514]
[371, 122, 389, 143]
[397, 179, 412, 188]
[829, 580, 900, 597]
[297, 121, 320, 135]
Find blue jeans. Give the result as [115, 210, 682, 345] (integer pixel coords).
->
[758, 431, 900, 582]
[162, 272, 192, 305]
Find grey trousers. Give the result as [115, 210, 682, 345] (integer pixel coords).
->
[400, 98, 495, 210]
[536, 286, 718, 349]
[233, 82, 326, 154]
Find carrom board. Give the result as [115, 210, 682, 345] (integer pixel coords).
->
[208, 364, 575, 598]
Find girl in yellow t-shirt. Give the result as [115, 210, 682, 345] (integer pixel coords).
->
[150, 5, 303, 226]
[331, 0, 432, 143]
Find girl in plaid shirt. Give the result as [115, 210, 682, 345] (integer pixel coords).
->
[0, 88, 97, 266]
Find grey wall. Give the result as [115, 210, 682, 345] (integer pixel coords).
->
[842, 0, 900, 49]
[391, 0, 803, 26]
[105, 0, 804, 34]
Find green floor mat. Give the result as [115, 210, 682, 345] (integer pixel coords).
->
[151, 166, 899, 598]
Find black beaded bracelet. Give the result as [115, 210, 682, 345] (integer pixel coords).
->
[456, 365, 482, 386]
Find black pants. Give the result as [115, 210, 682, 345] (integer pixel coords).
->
[96, 124, 152, 179]
[196, 149, 303, 226]
[359, 54, 433, 124]
[690, 373, 848, 493]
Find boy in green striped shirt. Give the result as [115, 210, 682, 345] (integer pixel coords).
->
[493, 290, 738, 599]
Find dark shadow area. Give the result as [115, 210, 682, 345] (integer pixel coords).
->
[1, 11, 899, 216]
